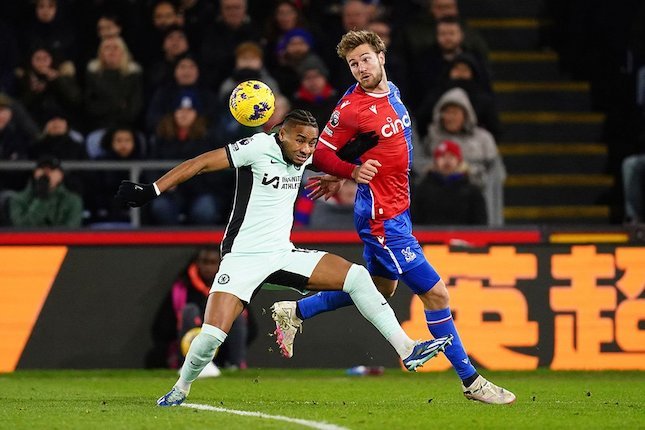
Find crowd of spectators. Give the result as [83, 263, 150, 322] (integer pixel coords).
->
[0, 0, 506, 228]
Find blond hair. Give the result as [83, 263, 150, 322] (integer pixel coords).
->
[89, 36, 141, 75]
[336, 30, 386, 59]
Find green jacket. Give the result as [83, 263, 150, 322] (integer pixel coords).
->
[9, 182, 83, 228]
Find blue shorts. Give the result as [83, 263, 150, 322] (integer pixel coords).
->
[355, 210, 440, 294]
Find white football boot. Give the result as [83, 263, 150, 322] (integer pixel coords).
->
[270, 301, 303, 358]
[462, 375, 516, 404]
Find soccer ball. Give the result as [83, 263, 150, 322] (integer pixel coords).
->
[229, 80, 275, 127]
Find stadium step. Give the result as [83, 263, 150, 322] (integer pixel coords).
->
[466, 1, 610, 224]
[494, 82, 592, 111]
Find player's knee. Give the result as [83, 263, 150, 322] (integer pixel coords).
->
[420, 279, 450, 309]
[342, 264, 372, 293]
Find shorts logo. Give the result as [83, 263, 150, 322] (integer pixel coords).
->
[401, 247, 416, 263]
[330, 110, 340, 127]
[217, 274, 230, 284]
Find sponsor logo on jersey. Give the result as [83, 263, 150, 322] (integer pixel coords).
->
[330, 110, 340, 127]
[401, 246, 417, 263]
[217, 274, 230, 284]
[323, 126, 334, 136]
[262, 174, 280, 189]
[380, 114, 411, 138]
[340, 100, 351, 109]
[270, 159, 279, 164]
[231, 143, 239, 151]
[369, 104, 378, 114]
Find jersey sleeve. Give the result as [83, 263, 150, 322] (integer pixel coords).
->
[226, 133, 267, 167]
[313, 99, 359, 178]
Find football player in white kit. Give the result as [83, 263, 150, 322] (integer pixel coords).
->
[116, 110, 452, 407]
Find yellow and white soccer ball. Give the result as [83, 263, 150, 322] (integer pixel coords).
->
[229, 80, 275, 127]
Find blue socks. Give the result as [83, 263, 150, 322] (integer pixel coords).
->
[425, 308, 476, 380]
[297, 291, 354, 320]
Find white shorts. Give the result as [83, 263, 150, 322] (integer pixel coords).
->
[210, 248, 327, 303]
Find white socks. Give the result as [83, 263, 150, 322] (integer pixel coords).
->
[342, 264, 415, 358]
[176, 323, 227, 392]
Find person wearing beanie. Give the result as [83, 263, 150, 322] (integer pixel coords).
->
[411, 139, 487, 225]
[291, 60, 337, 129]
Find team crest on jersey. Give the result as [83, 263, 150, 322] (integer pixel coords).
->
[217, 274, 230, 284]
[330, 110, 340, 127]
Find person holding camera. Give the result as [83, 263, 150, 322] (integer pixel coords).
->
[8, 156, 83, 227]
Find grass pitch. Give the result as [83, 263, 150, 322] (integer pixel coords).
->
[1, 369, 643, 429]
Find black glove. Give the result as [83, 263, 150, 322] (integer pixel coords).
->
[335, 131, 379, 162]
[34, 175, 50, 199]
[115, 181, 158, 208]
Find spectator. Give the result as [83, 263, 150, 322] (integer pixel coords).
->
[140, 0, 184, 66]
[8, 156, 83, 228]
[200, 0, 262, 90]
[86, 126, 144, 225]
[291, 60, 337, 129]
[412, 140, 487, 225]
[218, 42, 281, 104]
[424, 87, 506, 225]
[20, 0, 77, 62]
[410, 16, 491, 111]
[264, 0, 308, 69]
[148, 95, 223, 225]
[178, 0, 216, 49]
[273, 28, 328, 100]
[622, 154, 645, 224]
[397, 0, 489, 71]
[309, 180, 358, 229]
[150, 246, 254, 370]
[147, 53, 220, 136]
[28, 110, 85, 161]
[14, 46, 82, 127]
[145, 25, 191, 97]
[417, 52, 500, 139]
[0, 94, 31, 161]
[84, 36, 143, 131]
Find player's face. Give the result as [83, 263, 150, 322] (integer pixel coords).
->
[346, 44, 385, 91]
[279, 123, 319, 166]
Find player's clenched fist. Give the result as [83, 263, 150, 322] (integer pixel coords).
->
[115, 180, 158, 207]
[352, 159, 381, 184]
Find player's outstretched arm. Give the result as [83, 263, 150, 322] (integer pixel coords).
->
[115, 148, 231, 208]
[155, 148, 231, 193]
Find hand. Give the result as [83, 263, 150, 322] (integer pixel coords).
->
[351, 159, 381, 184]
[304, 175, 344, 200]
[34, 175, 50, 199]
[336, 131, 379, 162]
[115, 181, 158, 208]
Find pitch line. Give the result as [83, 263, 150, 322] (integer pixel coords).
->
[182, 403, 350, 430]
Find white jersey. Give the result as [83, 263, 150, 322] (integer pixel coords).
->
[222, 132, 312, 255]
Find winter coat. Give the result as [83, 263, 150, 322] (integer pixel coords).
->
[9, 181, 82, 227]
[423, 87, 506, 225]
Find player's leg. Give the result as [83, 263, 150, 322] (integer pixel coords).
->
[158, 292, 243, 406]
[304, 253, 451, 370]
[403, 262, 516, 404]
